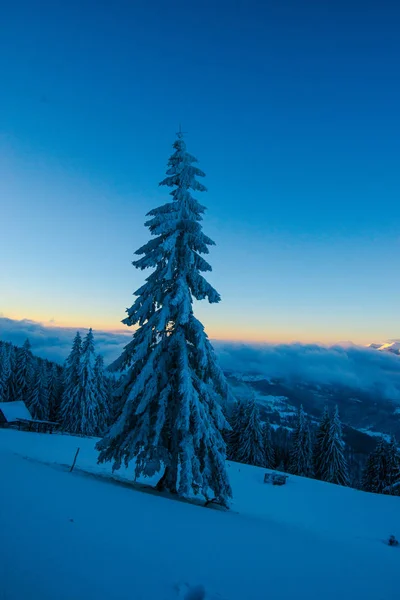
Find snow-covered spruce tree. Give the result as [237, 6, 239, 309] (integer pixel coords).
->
[94, 354, 110, 435]
[60, 332, 82, 431]
[15, 339, 34, 404]
[227, 400, 247, 461]
[313, 405, 331, 480]
[5, 344, 17, 401]
[0, 343, 10, 402]
[70, 328, 100, 436]
[385, 436, 400, 494]
[47, 362, 62, 422]
[289, 405, 313, 477]
[236, 397, 265, 467]
[29, 361, 49, 420]
[263, 418, 275, 469]
[363, 436, 400, 495]
[106, 373, 123, 424]
[346, 448, 363, 490]
[104, 374, 116, 426]
[274, 426, 292, 472]
[97, 133, 232, 503]
[318, 405, 349, 486]
[365, 437, 389, 493]
[362, 452, 377, 492]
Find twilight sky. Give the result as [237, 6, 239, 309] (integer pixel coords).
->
[1, 0, 399, 344]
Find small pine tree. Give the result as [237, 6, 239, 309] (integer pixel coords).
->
[60, 332, 82, 431]
[15, 339, 34, 404]
[73, 329, 100, 436]
[0, 343, 10, 402]
[274, 426, 292, 472]
[361, 436, 398, 494]
[236, 397, 265, 467]
[47, 362, 62, 422]
[385, 436, 400, 494]
[320, 405, 349, 486]
[372, 437, 389, 493]
[29, 362, 49, 420]
[5, 345, 17, 402]
[289, 405, 313, 477]
[263, 419, 275, 469]
[97, 133, 232, 503]
[362, 451, 377, 492]
[227, 401, 246, 461]
[94, 354, 110, 435]
[346, 448, 363, 490]
[313, 405, 331, 480]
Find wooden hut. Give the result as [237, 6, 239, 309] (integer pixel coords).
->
[0, 401, 32, 427]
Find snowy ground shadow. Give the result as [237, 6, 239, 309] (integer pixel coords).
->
[16, 452, 232, 513]
[172, 582, 227, 600]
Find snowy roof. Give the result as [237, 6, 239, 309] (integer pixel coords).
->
[0, 401, 32, 423]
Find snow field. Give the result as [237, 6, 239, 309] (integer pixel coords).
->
[0, 429, 398, 600]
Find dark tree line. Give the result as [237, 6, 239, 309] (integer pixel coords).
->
[0, 333, 117, 436]
[0, 339, 64, 420]
[362, 435, 400, 495]
[226, 396, 400, 494]
[228, 399, 349, 484]
[227, 397, 275, 469]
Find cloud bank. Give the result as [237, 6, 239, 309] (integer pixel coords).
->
[215, 341, 400, 400]
[0, 318, 131, 366]
[1, 318, 400, 400]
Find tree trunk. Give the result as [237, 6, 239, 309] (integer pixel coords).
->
[156, 466, 169, 491]
[156, 465, 177, 494]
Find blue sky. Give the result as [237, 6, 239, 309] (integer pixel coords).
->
[1, 0, 399, 343]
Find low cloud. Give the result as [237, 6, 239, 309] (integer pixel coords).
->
[214, 341, 400, 400]
[0, 318, 131, 365]
[1, 318, 400, 400]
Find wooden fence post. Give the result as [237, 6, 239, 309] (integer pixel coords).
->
[69, 447, 80, 473]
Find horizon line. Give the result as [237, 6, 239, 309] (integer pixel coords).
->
[0, 314, 389, 349]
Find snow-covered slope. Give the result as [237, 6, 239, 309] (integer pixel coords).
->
[0, 430, 398, 600]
